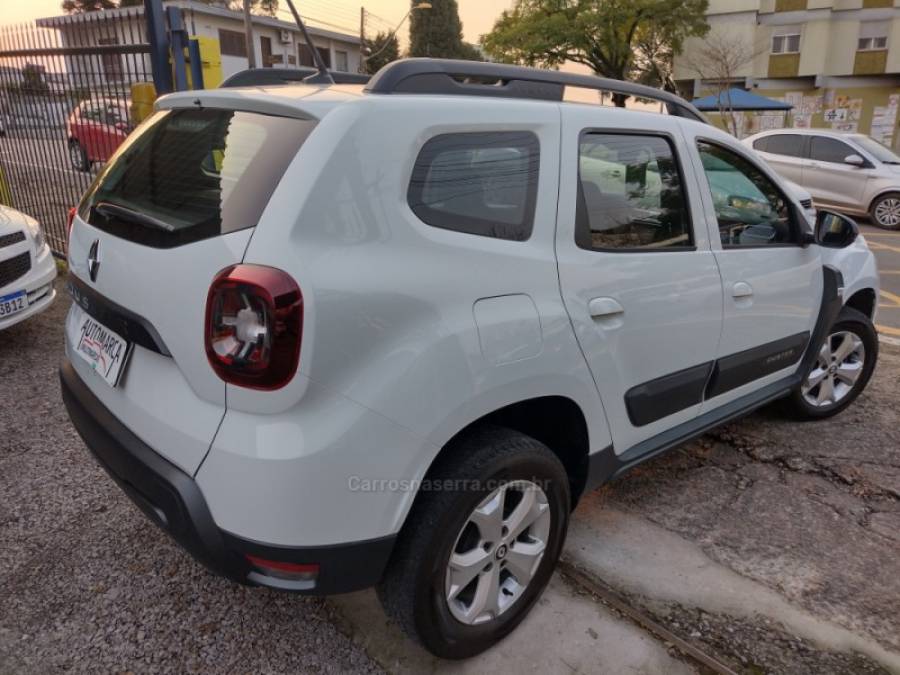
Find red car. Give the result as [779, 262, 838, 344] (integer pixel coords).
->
[67, 99, 131, 172]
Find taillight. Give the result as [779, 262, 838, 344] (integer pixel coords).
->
[66, 207, 76, 247]
[205, 264, 303, 390]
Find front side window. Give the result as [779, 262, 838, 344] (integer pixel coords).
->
[697, 141, 798, 248]
[407, 132, 540, 241]
[809, 136, 856, 164]
[576, 133, 691, 250]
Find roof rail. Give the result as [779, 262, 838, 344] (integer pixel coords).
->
[364, 59, 707, 123]
[220, 68, 370, 88]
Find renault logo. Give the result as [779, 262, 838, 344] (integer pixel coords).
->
[87, 239, 100, 282]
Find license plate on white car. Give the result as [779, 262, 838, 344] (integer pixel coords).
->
[70, 313, 131, 387]
[0, 289, 27, 319]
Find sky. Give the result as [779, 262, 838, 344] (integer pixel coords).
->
[0, 0, 515, 44]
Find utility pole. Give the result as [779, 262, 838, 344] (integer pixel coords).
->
[243, 0, 257, 68]
[359, 6, 365, 74]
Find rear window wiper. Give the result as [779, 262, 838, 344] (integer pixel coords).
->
[94, 201, 176, 232]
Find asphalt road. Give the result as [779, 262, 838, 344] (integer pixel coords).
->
[860, 222, 900, 337]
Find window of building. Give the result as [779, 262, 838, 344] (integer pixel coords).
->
[218, 29, 247, 57]
[772, 33, 801, 54]
[576, 133, 692, 251]
[260, 35, 274, 67]
[753, 133, 805, 158]
[407, 132, 540, 241]
[697, 141, 798, 248]
[334, 50, 349, 72]
[858, 23, 888, 51]
[809, 136, 857, 164]
[317, 47, 331, 68]
[298, 42, 314, 67]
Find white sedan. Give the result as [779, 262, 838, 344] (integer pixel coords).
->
[0, 205, 57, 330]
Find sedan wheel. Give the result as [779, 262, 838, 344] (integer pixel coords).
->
[872, 194, 900, 229]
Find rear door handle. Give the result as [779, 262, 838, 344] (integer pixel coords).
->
[732, 281, 753, 299]
[589, 297, 624, 318]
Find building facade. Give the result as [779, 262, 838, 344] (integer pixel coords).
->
[674, 0, 900, 146]
[36, 0, 362, 87]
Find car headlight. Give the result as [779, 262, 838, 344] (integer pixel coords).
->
[26, 220, 45, 252]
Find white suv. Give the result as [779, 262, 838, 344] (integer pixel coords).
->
[60, 60, 880, 659]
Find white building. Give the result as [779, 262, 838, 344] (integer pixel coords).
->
[36, 0, 362, 86]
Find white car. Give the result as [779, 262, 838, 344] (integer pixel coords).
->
[0, 205, 56, 330]
[60, 59, 880, 659]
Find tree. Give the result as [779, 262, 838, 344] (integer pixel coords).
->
[409, 0, 480, 60]
[364, 32, 400, 75]
[482, 0, 709, 106]
[62, 0, 116, 12]
[683, 31, 762, 136]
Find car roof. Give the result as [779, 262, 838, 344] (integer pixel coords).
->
[747, 128, 860, 139]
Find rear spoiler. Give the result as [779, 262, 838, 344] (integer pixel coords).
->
[221, 68, 370, 88]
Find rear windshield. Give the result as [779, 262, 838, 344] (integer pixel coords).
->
[79, 108, 316, 248]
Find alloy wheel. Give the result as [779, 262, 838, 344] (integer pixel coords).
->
[444, 480, 551, 625]
[874, 197, 900, 228]
[801, 330, 866, 408]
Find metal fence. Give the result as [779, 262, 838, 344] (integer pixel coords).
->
[0, 11, 152, 257]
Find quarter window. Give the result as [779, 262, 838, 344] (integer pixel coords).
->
[697, 141, 798, 248]
[576, 133, 691, 250]
[407, 132, 540, 241]
[809, 136, 856, 164]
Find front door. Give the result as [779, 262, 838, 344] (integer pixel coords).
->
[803, 135, 870, 211]
[682, 131, 823, 410]
[556, 111, 723, 453]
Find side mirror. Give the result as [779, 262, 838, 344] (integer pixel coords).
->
[844, 153, 865, 167]
[815, 209, 859, 248]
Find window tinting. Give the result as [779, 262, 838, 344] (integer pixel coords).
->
[809, 136, 856, 164]
[79, 108, 316, 248]
[576, 133, 691, 250]
[763, 133, 804, 158]
[752, 137, 770, 152]
[697, 141, 798, 248]
[407, 132, 540, 241]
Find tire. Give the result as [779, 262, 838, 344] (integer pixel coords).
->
[68, 140, 89, 172]
[784, 306, 878, 419]
[377, 425, 570, 659]
[869, 192, 900, 230]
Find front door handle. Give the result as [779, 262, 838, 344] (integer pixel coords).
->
[589, 297, 625, 319]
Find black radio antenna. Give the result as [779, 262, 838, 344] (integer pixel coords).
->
[283, 0, 334, 84]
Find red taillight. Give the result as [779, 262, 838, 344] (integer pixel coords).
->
[205, 264, 303, 390]
[66, 207, 77, 246]
[245, 554, 319, 582]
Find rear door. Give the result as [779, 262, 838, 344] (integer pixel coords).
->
[802, 135, 870, 210]
[750, 132, 807, 185]
[67, 105, 316, 474]
[556, 109, 723, 453]
[681, 129, 822, 410]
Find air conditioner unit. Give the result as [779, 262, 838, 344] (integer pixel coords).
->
[279, 30, 292, 44]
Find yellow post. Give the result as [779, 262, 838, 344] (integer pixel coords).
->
[0, 166, 12, 207]
[187, 36, 223, 89]
[130, 81, 157, 123]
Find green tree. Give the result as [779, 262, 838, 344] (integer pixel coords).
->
[363, 31, 400, 75]
[61, 0, 116, 12]
[483, 0, 708, 105]
[409, 0, 480, 60]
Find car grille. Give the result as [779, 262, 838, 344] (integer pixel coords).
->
[0, 231, 26, 249]
[800, 198, 812, 209]
[0, 251, 31, 288]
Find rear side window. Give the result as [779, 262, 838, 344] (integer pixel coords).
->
[576, 133, 692, 250]
[80, 108, 316, 248]
[407, 132, 540, 241]
[762, 134, 804, 158]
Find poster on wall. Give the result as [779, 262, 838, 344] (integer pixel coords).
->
[824, 90, 836, 107]
[824, 108, 848, 123]
[792, 113, 812, 129]
[832, 122, 858, 133]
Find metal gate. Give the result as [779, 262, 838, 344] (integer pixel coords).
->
[0, 11, 152, 257]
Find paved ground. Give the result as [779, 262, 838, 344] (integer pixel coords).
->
[860, 222, 900, 336]
[1, 281, 898, 673]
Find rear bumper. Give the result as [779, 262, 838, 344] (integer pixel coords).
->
[59, 360, 396, 594]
